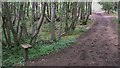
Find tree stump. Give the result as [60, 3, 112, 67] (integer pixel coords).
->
[21, 44, 32, 65]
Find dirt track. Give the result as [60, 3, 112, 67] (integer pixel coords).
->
[27, 13, 118, 66]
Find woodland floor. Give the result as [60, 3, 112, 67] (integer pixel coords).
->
[26, 12, 119, 66]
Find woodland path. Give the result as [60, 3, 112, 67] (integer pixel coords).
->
[27, 13, 118, 66]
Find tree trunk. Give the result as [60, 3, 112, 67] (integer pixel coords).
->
[45, 3, 51, 22]
[118, 1, 120, 23]
[2, 17, 11, 46]
[64, 3, 69, 34]
[31, 2, 35, 35]
[80, 2, 85, 20]
[21, 3, 28, 38]
[89, 2, 92, 15]
[27, 2, 30, 17]
[70, 2, 77, 30]
[35, 2, 39, 19]
[50, 2, 56, 41]
[58, 3, 63, 40]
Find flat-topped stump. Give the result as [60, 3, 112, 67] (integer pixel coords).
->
[21, 44, 32, 65]
[21, 44, 32, 49]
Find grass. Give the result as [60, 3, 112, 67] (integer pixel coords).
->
[29, 37, 76, 60]
[2, 20, 93, 66]
[3, 38, 76, 66]
[3, 27, 85, 66]
[112, 18, 119, 23]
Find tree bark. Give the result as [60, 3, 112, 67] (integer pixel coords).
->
[31, 2, 35, 35]
[58, 3, 63, 40]
[64, 3, 69, 34]
[27, 2, 30, 17]
[50, 2, 56, 41]
[118, 1, 120, 23]
[70, 2, 77, 30]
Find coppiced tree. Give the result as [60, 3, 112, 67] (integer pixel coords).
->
[30, 2, 46, 44]
[2, 2, 18, 46]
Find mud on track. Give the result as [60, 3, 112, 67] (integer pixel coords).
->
[27, 14, 118, 66]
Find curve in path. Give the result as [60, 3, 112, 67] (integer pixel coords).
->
[27, 13, 118, 66]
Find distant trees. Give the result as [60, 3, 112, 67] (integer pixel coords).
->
[80, 2, 92, 25]
[99, 2, 117, 14]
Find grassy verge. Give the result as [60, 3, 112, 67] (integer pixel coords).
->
[3, 28, 85, 66]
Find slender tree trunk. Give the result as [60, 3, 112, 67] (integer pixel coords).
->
[21, 3, 28, 37]
[35, 2, 39, 19]
[56, 3, 59, 12]
[64, 3, 69, 34]
[45, 3, 51, 22]
[17, 2, 23, 34]
[32, 2, 35, 35]
[74, 3, 81, 29]
[50, 2, 56, 41]
[118, 1, 120, 23]
[70, 2, 77, 30]
[49, 3, 51, 20]
[6, 23, 12, 45]
[89, 2, 92, 15]
[47, 3, 50, 19]
[2, 17, 10, 46]
[58, 3, 63, 40]
[80, 2, 85, 20]
[86, 2, 88, 13]
[0, 7, 2, 44]
[27, 2, 30, 17]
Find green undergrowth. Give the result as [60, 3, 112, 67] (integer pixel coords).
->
[112, 18, 120, 31]
[2, 19, 94, 66]
[112, 18, 119, 23]
[29, 37, 76, 60]
[2, 26, 86, 66]
[3, 37, 75, 66]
